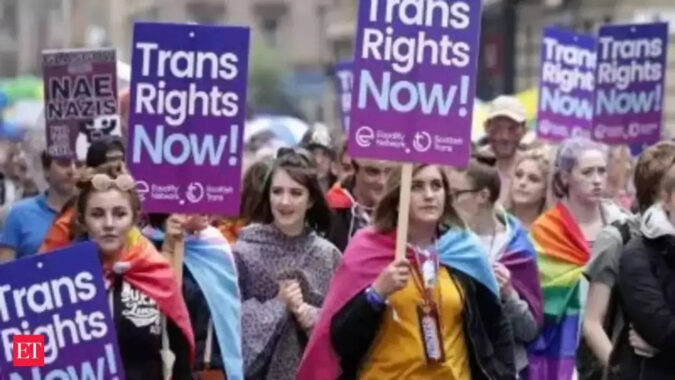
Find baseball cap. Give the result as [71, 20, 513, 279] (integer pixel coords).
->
[303, 124, 334, 152]
[486, 95, 527, 123]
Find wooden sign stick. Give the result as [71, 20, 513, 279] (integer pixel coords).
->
[172, 239, 184, 289]
[395, 163, 413, 261]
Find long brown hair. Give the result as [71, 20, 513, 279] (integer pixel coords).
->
[251, 148, 332, 235]
[373, 164, 465, 232]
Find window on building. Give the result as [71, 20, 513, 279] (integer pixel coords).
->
[254, 4, 287, 49]
[261, 17, 279, 47]
[187, 3, 226, 25]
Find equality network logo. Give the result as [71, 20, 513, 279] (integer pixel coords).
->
[355, 126, 375, 147]
[12, 334, 45, 367]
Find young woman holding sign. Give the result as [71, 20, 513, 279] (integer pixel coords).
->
[297, 164, 515, 380]
[451, 160, 543, 378]
[74, 165, 194, 379]
[234, 148, 341, 380]
[528, 138, 627, 380]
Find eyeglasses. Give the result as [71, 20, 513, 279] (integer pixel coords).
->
[450, 188, 480, 198]
[91, 173, 135, 192]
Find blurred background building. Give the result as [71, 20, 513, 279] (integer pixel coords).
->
[0, 0, 673, 137]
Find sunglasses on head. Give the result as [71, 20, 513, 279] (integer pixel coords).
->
[91, 173, 135, 192]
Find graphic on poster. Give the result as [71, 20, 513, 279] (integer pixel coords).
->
[348, 0, 482, 166]
[593, 22, 669, 145]
[0, 243, 124, 379]
[537, 27, 596, 141]
[43, 49, 118, 159]
[127, 22, 250, 214]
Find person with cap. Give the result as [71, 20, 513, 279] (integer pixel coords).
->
[302, 125, 337, 192]
[38, 137, 127, 253]
[481, 95, 528, 205]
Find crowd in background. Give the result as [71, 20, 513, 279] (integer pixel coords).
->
[0, 91, 673, 380]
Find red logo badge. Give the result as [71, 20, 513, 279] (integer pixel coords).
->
[13, 335, 44, 367]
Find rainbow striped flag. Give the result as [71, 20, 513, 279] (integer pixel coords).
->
[528, 203, 590, 380]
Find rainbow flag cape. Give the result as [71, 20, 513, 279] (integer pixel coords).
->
[528, 203, 589, 380]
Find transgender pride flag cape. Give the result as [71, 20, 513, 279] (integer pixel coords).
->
[500, 211, 543, 330]
[144, 226, 243, 380]
[529, 203, 590, 380]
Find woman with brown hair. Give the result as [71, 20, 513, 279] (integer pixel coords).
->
[298, 164, 515, 380]
[234, 148, 341, 379]
[72, 165, 194, 379]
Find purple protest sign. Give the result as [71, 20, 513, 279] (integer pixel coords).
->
[593, 23, 669, 145]
[334, 61, 353, 132]
[42, 49, 118, 159]
[127, 22, 250, 215]
[348, 0, 481, 166]
[537, 27, 596, 141]
[0, 243, 124, 379]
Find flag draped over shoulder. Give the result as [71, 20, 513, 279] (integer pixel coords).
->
[297, 227, 498, 380]
[528, 203, 590, 380]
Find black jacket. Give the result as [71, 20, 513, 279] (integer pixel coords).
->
[330, 268, 515, 380]
[326, 179, 369, 252]
[110, 276, 192, 380]
[609, 235, 675, 380]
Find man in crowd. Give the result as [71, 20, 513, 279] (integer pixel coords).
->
[303, 125, 337, 192]
[0, 151, 77, 261]
[481, 95, 528, 204]
[333, 138, 354, 184]
[326, 158, 394, 251]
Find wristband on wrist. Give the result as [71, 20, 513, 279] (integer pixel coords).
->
[365, 286, 386, 309]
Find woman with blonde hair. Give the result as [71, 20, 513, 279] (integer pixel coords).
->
[507, 149, 552, 229]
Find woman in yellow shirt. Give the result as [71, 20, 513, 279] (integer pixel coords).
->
[298, 164, 515, 380]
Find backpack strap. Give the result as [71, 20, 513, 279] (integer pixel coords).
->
[611, 220, 631, 245]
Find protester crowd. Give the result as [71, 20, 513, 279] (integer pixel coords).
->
[0, 91, 674, 380]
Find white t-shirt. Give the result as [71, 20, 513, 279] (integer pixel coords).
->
[477, 229, 510, 263]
